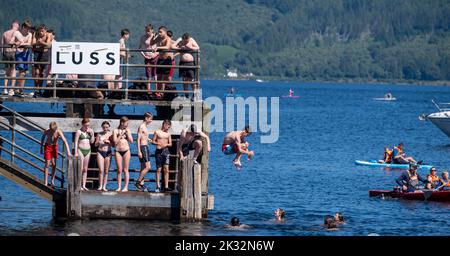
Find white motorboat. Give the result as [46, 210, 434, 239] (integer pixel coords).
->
[421, 100, 450, 138]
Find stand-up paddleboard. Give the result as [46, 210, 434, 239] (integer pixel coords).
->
[224, 93, 243, 97]
[355, 160, 433, 170]
[373, 97, 397, 101]
[282, 95, 300, 99]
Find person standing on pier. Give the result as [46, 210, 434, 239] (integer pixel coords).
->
[113, 116, 133, 192]
[31, 24, 51, 97]
[40, 122, 72, 187]
[179, 124, 210, 164]
[154, 26, 173, 100]
[117, 29, 130, 90]
[139, 24, 159, 93]
[10, 20, 33, 97]
[222, 126, 255, 170]
[135, 112, 154, 191]
[1, 20, 20, 95]
[172, 33, 200, 99]
[74, 118, 95, 191]
[152, 120, 172, 192]
[95, 121, 113, 191]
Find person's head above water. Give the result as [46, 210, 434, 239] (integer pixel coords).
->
[324, 215, 338, 229]
[275, 208, 286, 219]
[334, 212, 344, 223]
[230, 217, 240, 226]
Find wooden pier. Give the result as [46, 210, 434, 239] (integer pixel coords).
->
[0, 47, 214, 221]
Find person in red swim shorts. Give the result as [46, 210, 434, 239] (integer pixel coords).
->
[40, 122, 71, 187]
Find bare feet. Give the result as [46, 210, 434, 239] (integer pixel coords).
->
[115, 188, 122, 192]
[97, 187, 102, 191]
[80, 187, 85, 191]
[102, 188, 108, 192]
[83, 187, 89, 191]
[122, 188, 128, 192]
[233, 161, 242, 171]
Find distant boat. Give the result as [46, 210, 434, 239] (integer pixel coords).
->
[256, 79, 264, 83]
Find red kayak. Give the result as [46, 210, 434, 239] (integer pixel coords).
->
[369, 190, 450, 202]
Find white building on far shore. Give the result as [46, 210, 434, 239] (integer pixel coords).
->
[226, 69, 238, 78]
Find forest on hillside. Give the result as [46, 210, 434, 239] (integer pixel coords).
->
[0, 0, 449, 81]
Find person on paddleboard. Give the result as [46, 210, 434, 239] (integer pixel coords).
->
[288, 89, 294, 97]
[392, 143, 417, 164]
[378, 146, 393, 164]
[396, 163, 429, 192]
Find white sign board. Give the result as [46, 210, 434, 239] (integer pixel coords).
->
[51, 42, 120, 75]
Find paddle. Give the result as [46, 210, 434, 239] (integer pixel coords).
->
[421, 184, 447, 200]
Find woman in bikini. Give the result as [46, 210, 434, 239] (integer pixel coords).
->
[113, 116, 133, 192]
[94, 121, 112, 191]
[74, 118, 95, 191]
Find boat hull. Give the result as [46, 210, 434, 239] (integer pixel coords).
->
[369, 190, 450, 202]
[427, 111, 450, 138]
[355, 160, 433, 170]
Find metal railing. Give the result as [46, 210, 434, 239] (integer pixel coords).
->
[0, 103, 67, 188]
[0, 45, 201, 101]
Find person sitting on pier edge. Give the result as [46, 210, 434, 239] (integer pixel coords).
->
[74, 118, 95, 191]
[395, 163, 429, 193]
[113, 116, 133, 192]
[426, 167, 440, 190]
[152, 119, 172, 192]
[31, 24, 51, 97]
[1, 19, 20, 96]
[10, 20, 33, 97]
[172, 33, 200, 100]
[40, 122, 72, 187]
[135, 112, 154, 191]
[222, 125, 255, 170]
[179, 124, 210, 165]
[378, 146, 393, 164]
[154, 26, 173, 100]
[392, 143, 417, 164]
[139, 24, 159, 93]
[437, 171, 450, 191]
[95, 121, 113, 192]
[274, 208, 286, 221]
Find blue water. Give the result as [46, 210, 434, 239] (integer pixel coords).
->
[1, 80, 450, 236]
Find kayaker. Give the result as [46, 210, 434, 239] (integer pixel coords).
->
[378, 146, 393, 164]
[437, 171, 450, 191]
[426, 167, 440, 190]
[395, 163, 428, 192]
[392, 143, 417, 164]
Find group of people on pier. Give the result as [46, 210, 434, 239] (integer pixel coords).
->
[39, 114, 256, 191]
[2, 19, 200, 100]
[40, 113, 212, 192]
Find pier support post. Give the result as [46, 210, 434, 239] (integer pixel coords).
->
[67, 157, 82, 219]
[180, 158, 202, 221]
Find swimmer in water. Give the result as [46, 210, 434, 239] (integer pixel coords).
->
[334, 212, 344, 224]
[324, 215, 339, 231]
[225, 217, 250, 229]
[274, 208, 286, 221]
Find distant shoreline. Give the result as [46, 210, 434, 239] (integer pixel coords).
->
[203, 77, 450, 86]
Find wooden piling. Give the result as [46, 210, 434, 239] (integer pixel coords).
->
[193, 163, 202, 220]
[67, 157, 81, 218]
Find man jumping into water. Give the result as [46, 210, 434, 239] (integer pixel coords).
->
[222, 125, 254, 169]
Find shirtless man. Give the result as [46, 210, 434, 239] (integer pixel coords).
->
[1, 20, 20, 95]
[31, 24, 52, 96]
[113, 116, 133, 192]
[135, 112, 153, 191]
[222, 126, 255, 170]
[10, 20, 33, 97]
[139, 24, 159, 92]
[152, 120, 172, 192]
[40, 122, 72, 186]
[178, 124, 210, 164]
[172, 33, 200, 99]
[154, 26, 173, 99]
